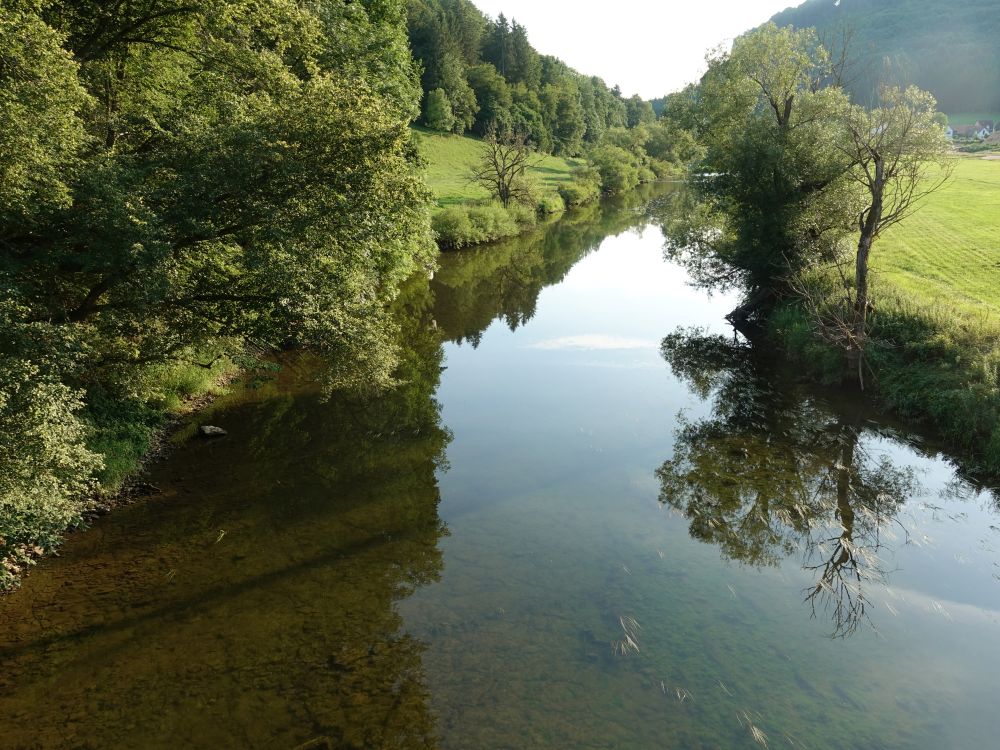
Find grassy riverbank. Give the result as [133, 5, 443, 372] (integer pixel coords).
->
[773, 156, 1000, 478]
[413, 128, 602, 249]
[413, 127, 584, 209]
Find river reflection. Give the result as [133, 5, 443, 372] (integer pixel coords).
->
[657, 330, 927, 637]
[0, 282, 450, 748]
[0, 189, 665, 750]
[2, 185, 999, 749]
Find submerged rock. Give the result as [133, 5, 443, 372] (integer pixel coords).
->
[197, 425, 228, 438]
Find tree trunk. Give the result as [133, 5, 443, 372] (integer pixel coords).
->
[849, 233, 871, 386]
[850, 158, 884, 389]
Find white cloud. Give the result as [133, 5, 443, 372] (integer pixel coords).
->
[529, 335, 660, 351]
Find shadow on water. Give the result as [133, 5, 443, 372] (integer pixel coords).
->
[0, 280, 451, 748]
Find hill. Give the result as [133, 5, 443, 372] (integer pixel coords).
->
[770, 0, 1000, 113]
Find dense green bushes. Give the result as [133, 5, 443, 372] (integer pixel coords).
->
[433, 203, 537, 249]
[0, 0, 434, 587]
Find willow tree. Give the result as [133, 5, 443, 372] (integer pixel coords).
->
[837, 86, 951, 384]
[679, 24, 855, 316]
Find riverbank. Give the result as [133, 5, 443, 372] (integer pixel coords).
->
[1, 353, 238, 591]
[414, 127, 663, 250]
[770, 156, 1000, 480]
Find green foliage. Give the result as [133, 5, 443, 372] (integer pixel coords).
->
[536, 193, 566, 216]
[679, 23, 856, 293]
[559, 178, 601, 208]
[424, 87, 455, 131]
[0, 0, 435, 583]
[406, 0, 639, 149]
[432, 203, 530, 249]
[0, 7, 89, 227]
[589, 144, 642, 194]
[0, 352, 102, 588]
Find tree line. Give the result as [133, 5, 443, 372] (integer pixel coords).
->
[407, 0, 656, 155]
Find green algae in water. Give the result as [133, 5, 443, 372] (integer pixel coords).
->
[1, 184, 999, 749]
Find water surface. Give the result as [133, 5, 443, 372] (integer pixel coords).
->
[2, 186, 998, 749]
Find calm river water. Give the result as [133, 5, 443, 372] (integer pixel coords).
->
[2, 185, 999, 749]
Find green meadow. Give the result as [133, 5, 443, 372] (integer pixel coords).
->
[412, 127, 584, 208]
[878, 156, 1000, 317]
[946, 113, 1000, 126]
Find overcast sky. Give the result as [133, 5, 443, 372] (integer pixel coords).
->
[470, 0, 802, 98]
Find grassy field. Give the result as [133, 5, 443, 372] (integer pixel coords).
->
[412, 127, 584, 208]
[777, 154, 1000, 476]
[877, 156, 1000, 318]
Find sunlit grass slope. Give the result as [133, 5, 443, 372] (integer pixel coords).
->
[877, 157, 1000, 317]
[412, 127, 583, 208]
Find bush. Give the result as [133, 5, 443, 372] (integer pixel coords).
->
[432, 207, 475, 249]
[507, 203, 539, 228]
[589, 144, 641, 194]
[432, 203, 525, 249]
[0, 357, 103, 588]
[559, 166, 602, 207]
[536, 193, 565, 215]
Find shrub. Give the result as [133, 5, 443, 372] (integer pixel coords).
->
[467, 204, 518, 237]
[536, 193, 565, 215]
[432, 203, 524, 249]
[559, 166, 602, 207]
[432, 207, 476, 249]
[589, 144, 641, 194]
[0, 357, 103, 587]
[507, 203, 539, 228]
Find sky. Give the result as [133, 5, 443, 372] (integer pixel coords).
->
[470, 0, 803, 98]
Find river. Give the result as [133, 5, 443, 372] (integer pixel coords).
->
[1, 185, 998, 749]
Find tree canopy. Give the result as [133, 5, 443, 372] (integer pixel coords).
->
[407, 0, 637, 154]
[0, 0, 435, 583]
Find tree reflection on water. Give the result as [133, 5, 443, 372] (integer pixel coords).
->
[656, 329, 919, 637]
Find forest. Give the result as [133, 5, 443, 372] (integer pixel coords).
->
[770, 0, 1000, 113]
[408, 0, 656, 153]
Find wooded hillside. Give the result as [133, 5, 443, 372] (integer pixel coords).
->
[770, 0, 1000, 113]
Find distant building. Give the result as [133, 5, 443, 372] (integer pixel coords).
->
[951, 124, 992, 140]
